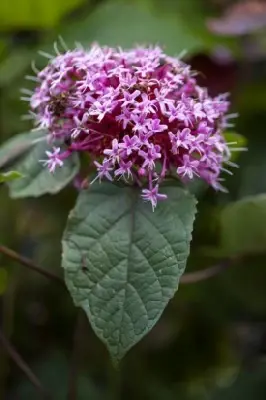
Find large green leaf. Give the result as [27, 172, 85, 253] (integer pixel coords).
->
[220, 194, 266, 255]
[62, 183, 197, 361]
[0, 130, 80, 198]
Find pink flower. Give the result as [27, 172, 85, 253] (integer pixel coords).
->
[26, 43, 238, 209]
[148, 119, 168, 133]
[141, 185, 167, 211]
[177, 155, 199, 180]
[114, 160, 133, 180]
[92, 160, 113, 183]
[139, 144, 161, 170]
[103, 139, 120, 162]
[120, 135, 140, 156]
[169, 128, 191, 154]
[120, 90, 141, 108]
[40, 147, 63, 173]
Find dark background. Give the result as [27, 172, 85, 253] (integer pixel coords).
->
[1, 0, 266, 398]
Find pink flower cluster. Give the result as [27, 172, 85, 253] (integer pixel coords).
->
[24, 43, 237, 209]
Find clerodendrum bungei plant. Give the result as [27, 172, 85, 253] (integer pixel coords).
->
[0, 42, 239, 362]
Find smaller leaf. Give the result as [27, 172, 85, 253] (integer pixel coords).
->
[0, 170, 24, 183]
[223, 131, 247, 162]
[0, 130, 80, 198]
[8, 144, 80, 198]
[220, 194, 266, 256]
[0, 130, 46, 169]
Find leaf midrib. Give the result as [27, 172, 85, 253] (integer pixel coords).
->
[116, 187, 138, 360]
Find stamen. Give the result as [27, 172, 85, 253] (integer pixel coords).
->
[53, 42, 61, 56]
[25, 75, 40, 82]
[31, 60, 40, 74]
[58, 36, 69, 52]
[38, 51, 54, 59]
[20, 88, 33, 95]
[229, 147, 248, 152]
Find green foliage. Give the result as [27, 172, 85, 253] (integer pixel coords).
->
[0, 129, 45, 169]
[236, 127, 266, 198]
[61, 0, 203, 55]
[0, 170, 23, 183]
[220, 194, 266, 255]
[0, 0, 86, 30]
[0, 0, 266, 396]
[0, 50, 34, 87]
[13, 352, 108, 399]
[0, 130, 80, 198]
[212, 362, 266, 400]
[62, 183, 197, 361]
[139, 0, 238, 53]
[221, 254, 266, 316]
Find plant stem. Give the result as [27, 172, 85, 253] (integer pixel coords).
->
[108, 361, 121, 400]
[0, 327, 51, 399]
[0, 243, 237, 286]
[67, 310, 84, 400]
[0, 244, 65, 287]
[180, 259, 236, 284]
[0, 260, 19, 399]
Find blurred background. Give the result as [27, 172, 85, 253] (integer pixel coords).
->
[1, 0, 266, 398]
